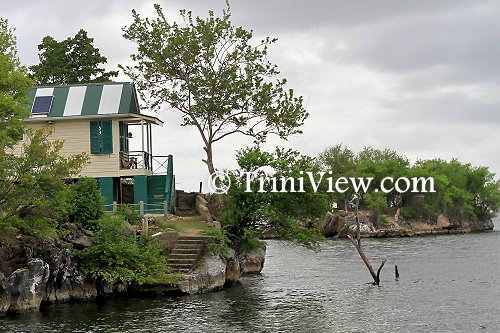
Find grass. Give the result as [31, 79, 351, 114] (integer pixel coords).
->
[150, 215, 211, 236]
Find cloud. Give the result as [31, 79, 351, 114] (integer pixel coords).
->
[3, 0, 499, 191]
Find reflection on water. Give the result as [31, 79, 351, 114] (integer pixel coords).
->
[1, 228, 499, 333]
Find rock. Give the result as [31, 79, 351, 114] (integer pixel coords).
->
[8, 259, 50, 312]
[26, 236, 97, 304]
[179, 255, 226, 294]
[437, 215, 451, 228]
[223, 249, 242, 285]
[321, 212, 345, 237]
[60, 223, 93, 250]
[0, 273, 10, 317]
[196, 195, 214, 225]
[241, 246, 266, 274]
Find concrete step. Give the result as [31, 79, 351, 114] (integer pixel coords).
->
[175, 244, 203, 250]
[169, 253, 198, 260]
[178, 236, 210, 241]
[171, 248, 200, 255]
[167, 258, 196, 265]
[169, 263, 193, 270]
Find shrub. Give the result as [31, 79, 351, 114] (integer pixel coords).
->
[203, 227, 231, 255]
[81, 215, 176, 284]
[69, 177, 104, 229]
[115, 204, 142, 225]
[378, 214, 389, 225]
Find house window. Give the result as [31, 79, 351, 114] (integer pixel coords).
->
[90, 120, 113, 154]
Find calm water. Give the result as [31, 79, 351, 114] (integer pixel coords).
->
[1, 224, 499, 332]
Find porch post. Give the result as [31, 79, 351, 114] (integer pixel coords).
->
[141, 120, 145, 168]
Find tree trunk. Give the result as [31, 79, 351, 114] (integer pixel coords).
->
[202, 144, 216, 175]
[349, 193, 386, 285]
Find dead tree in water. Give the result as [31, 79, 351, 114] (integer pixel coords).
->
[347, 194, 386, 285]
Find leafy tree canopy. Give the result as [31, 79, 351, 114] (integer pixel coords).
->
[121, 3, 308, 174]
[29, 29, 118, 85]
[0, 18, 33, 148]
[221, 146, 328, 250]
[318, 144, 500, 221]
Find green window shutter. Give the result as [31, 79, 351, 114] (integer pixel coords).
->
[90, 121, 101, 154]
[101, 120, 113, 154]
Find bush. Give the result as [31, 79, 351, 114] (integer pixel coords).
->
[69, 177, 104, 229]
[203, 227, 231, 255]
[115, 204, 142, 225]
[81, 215, 176, 284]
[378, 214, 389, 225]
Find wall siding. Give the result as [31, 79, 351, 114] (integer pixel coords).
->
[14, 119, 150, 178]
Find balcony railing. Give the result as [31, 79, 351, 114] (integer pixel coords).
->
[120, 151, 171, 174]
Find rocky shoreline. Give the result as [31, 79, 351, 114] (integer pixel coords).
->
[0, 225, 265, 317]
[320, 210, 495, 238]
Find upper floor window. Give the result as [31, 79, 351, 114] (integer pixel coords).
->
[90, 120, 113, 154]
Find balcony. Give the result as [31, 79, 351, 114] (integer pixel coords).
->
[120, 151, 172, 174]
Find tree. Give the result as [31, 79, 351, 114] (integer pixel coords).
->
[0, 20, 88, 235]
[221, 146, 328, 250]
[29, 29, 118, 85]
[1, 129, 88, 233]
[0, 18, 32, 148]
[121, 4, 308, 174]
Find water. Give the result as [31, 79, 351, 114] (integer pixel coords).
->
[2, 228, 499, 333]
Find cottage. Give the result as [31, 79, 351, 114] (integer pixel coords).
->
[16, 82, 175, 214]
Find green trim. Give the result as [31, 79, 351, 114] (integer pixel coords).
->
[50, 86, 69, 117]
[27, 89, 36, 105]
[101, 120, 113, 154]
[81, 85, 103, 115]
[89, 120, 113, 154]
[118, 83, 132, 114]
[99, 177, 114, 211]
[134, 176, 148, 208]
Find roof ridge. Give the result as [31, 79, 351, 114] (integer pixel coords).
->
[34, 82, 132, 89]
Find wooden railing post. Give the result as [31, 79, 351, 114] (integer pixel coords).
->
[163, 200, 168, 217]
[139, 200, 144, 216]
[142, 217, 148, 236]
[112, 201, 117, 212]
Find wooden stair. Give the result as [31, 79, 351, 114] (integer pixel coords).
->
[167, 236, 210, 273]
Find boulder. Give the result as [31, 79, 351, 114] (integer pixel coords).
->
[223, 249, 242, 285]
[0, 273, 10, 317]
[437, 215, 451, 229]
[8, 259, 50, 312]
[60, 223, 93, 249]
[179, 255, 226, 294]
[321, 212, 345, 236]
[241, 246, 266, 274]
[27, 237, 97, 303]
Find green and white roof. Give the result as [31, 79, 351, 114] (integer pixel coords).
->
[27, 82, 140, 118]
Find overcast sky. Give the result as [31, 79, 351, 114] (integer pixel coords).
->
[4, 0, 500, 192]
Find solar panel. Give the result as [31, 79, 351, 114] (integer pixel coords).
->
[31, 96, 54, 115]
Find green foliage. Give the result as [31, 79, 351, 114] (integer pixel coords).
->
[203, 227, 231, 255]
[115, 204, 141, 226]
[0, 22, 89, 235]
[121, 3, 307, 173]
[1, 129, 88, 230]
[29, 29, 118, 85]
[378, 214, 389, 225]
[9, 216, 59, 238]
[69, 177, 104, 230]
[81, 215, 175, 284]
[0, 18, 33, 148]
[221, 146, 327, 250]
[364, 192, 389, 217]
[318, 144, 500, 222]
[239, 228, 265, 252]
